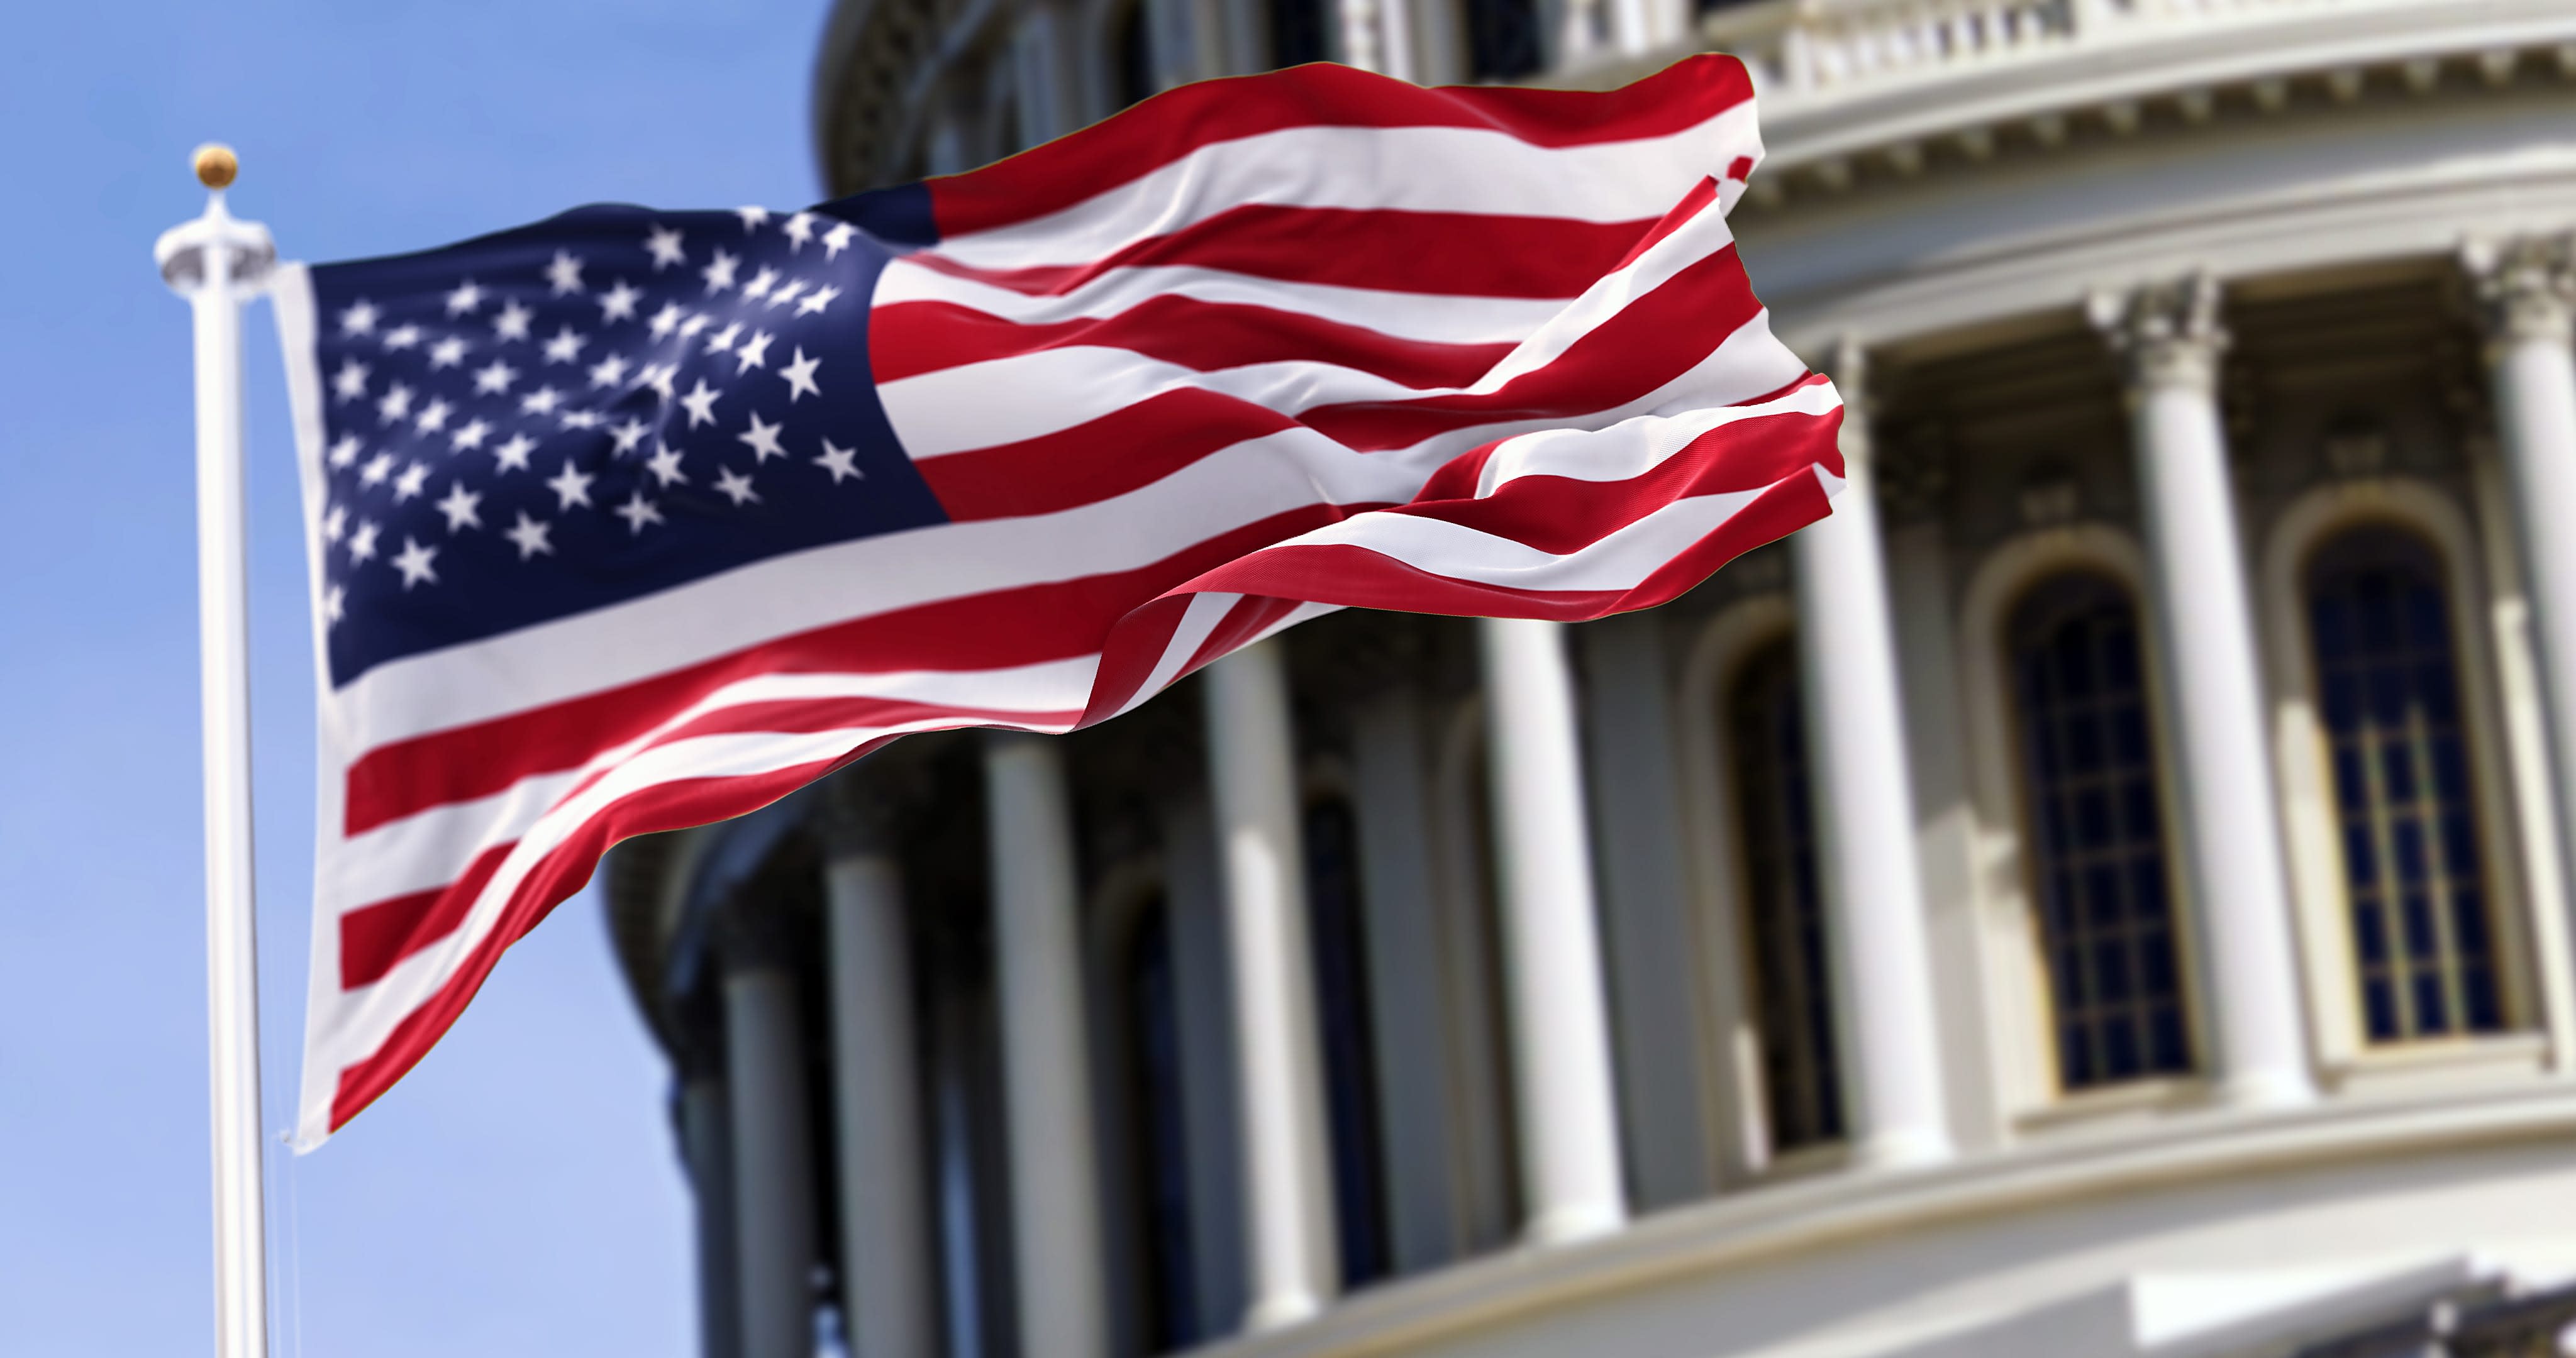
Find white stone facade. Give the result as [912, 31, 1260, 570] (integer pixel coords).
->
[602, 3, 2576, 1355]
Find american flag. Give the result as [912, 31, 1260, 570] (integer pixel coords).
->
[274, 55, 1844, 1147]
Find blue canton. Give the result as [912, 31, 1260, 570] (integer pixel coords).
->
[306, 189, 945, 688]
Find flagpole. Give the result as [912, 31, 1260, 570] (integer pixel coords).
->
[156, 143, 277, 1358]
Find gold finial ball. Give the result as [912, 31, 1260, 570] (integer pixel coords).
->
[193, 143, 238, 190]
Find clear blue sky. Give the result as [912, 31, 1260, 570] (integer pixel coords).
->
[0, 3, 838, 1352]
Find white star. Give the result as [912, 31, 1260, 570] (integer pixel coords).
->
[338, 299, 379, 336]
[547, 460, 596, 510]
[493, 433, 537, 473]
[713, 465, 760, 505]
[647, 302, 686, 340]
[444, 279, 485, 316]
[734, 329, 774, 373]
[678, 313, 713, 340]
[680, 380, 721, 428]
[348, 518, 381, 563]
[588, 353, 632, 389]
[428, 335, 469, 369]
[821, 221, 855, 260]
[613, 491, 665, 535]
[493, 301, 533, 343]
[383, 323, 423, 351]
[782, 211, 818, 250]
[414, 398, 451, 434]
[645, 224, 686, 271]
[375, 383, 413, 426]
[559, 408, 603, 431]
[742, 267, 779, 301]
[450, 418, 491, 451]
[328, 434, 362, 470]
[814, 438, 863, 483]
[393, 461, 430, 501]
[323, 503, 348, 542]
[392, 536, 440, 589]
[609, 417, 650, 456]
[472, 359, 519, 395]
[637, 362, 679, 400]
[541, 326, 589, 365]
[331, 357, 370, 402]
[796, 284, 841, 316]
[323, 583, 346, 627]
[598, 279, 643, 323]
[779, 347, 821, 402]
[360, 451, 396, 486]
[737, 411, 787, 462]
[546, 250, 586, 295]
[645, 443, 689, 487]
[765, 279, 806, 311]
[701, 248, 740, 295]
[521, 385, 564, 415]
[704, 321, 742, 355]
[735, 205, 770, 231]
[435, 482, 483, 532]
[505, 511, 554, 560]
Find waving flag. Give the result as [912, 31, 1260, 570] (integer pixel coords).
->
[274, 54, 1844, 1147]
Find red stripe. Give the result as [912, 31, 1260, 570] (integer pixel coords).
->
[869, 295, 1518, 387]
[909, 206, 1655, 301]
[347, 507, 1363, 836]
[1301, 242, 1762, 453]
[916, 390, 1299, 522]
[1606, 176, 1716, 275]
[929, 56, 1754, 238]
[340, 842, 514, 990]
[1187, 472, 1832, 622]
[329, 752, 882, 1132]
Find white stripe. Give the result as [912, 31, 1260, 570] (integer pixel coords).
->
[1117, 590, 1240, 719]
[1265, 478, 1786, 593]
[1474, 380, 1841, 497]
[933, 108, 1763, 272]
[875, 258, 1567, 345]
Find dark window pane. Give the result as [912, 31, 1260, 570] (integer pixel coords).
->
[1267, 0, 1330, 66]
[1303, 797, 1391, 1288]
[1464, 0, 1541, 79]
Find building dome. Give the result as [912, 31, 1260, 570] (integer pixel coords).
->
[611, 3, 2576, 1355]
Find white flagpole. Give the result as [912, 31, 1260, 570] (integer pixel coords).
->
[156, 143, 277, 1358]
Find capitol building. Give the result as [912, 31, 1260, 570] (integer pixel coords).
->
[604, 1, 2576, 1355]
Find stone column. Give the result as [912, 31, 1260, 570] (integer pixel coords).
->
[1787, 346, 1956, 1169]
[2464, 236, 2576, 898]
[982, 733, 1111, 1358]
[719, 910, 821, 1358]
[1477, 616, 1628, 1245]
[1202, 642, 1340, 1330]
[2090, 275, 2316, 1109]
[818, 782, 935, 1358]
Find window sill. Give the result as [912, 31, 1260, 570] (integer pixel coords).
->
[2011, 1074, 2215, 1138]
[2327, 1030, 2552, 1096]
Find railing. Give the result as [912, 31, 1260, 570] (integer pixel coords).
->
[1697, 0, 2498, 110]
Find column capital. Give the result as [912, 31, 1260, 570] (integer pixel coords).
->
[2461, 235, 2576, 350]
[2089, 273, 2228, 395]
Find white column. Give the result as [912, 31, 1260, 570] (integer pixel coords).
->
[1791, 347, 1955, 1170]
[721, 920, 821, 1358]
[819, 788, 935, 1358]
[2465, 237, 2576, 899]
[1477, 617, 1627, 1244]
[2090, 276, 2316, 1110]
[1336, 0, 1385, 72]
[1202, 643, 1340, 1330]
[982, 734, 1111, 1358]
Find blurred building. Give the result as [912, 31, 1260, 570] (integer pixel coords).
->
[605, 2, 2576, 1355]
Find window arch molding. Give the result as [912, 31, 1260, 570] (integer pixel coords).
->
[1672, 590, 1816, 1184]
[1957, 524, 2211, 1125]
[2255, 476, 2575, 1083]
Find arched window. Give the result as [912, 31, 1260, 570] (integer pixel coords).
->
[2008, 573, 2194, 1091]
[2305, 527, 2505, 1042]
[1113, 0, 1155, 109]
[1723, 638, 1843, 1151]
[1303, 795, 1391, 1286]
[1116, 895, 1202, 1350]
[1268, 0, 1330, 67]
[1462, 0, 1541, 81]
